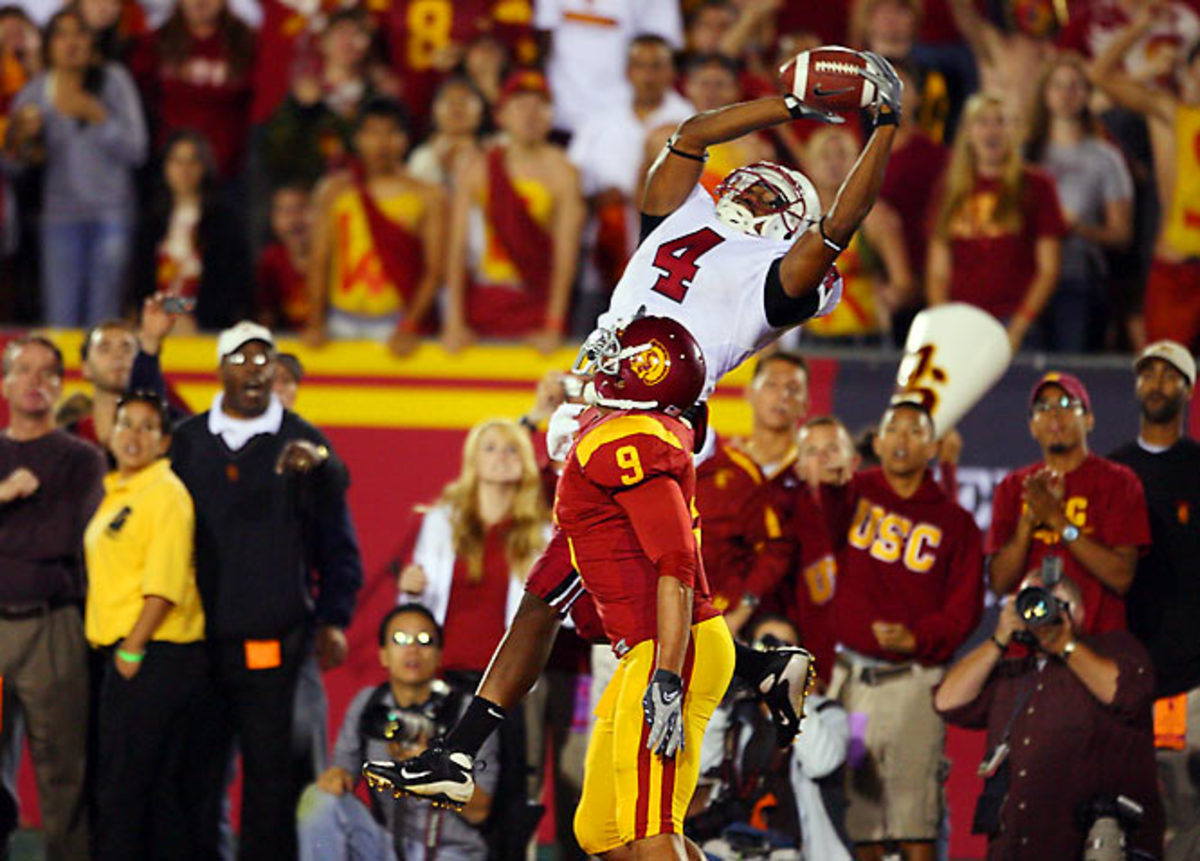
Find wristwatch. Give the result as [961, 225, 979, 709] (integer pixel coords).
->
[1060, 639, 1078, 660]
[1060, 523, 1080, 544]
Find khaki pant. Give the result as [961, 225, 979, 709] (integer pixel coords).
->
[830, 657, 946, 844]
[0, 607, 89, 861]
[1158, 686, 1200, 850]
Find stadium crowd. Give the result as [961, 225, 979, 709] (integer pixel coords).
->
[3, 0, 1200, 860]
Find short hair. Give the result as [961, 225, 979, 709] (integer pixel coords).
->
[687, 0, 735, 27]
[747, 613, 800, 646]
[115, 390, 171, 432]
[630, 32, 672, 55]
[324, 6, 368, 31]
[801, 414, 848, 434]
[752, 350, 809, 381]
[378, 603, 443, 647]
[276, 352, 304, 383]
[685, 52, 741, 79]
[80, 319, 136, 361]
[3, 335, 64, 377]
[882, 398, 934, 429]
[356, 96, 412, 136]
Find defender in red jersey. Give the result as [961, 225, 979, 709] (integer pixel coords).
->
[821, 399, 983, 860]
[988, 372, 1150, 634]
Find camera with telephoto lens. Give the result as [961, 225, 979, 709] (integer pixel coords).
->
[1076, 795, 1149, 861]
[1013, 556, 1067, 644]
[360, 703, 437, 745]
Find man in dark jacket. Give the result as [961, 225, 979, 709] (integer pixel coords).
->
[170, 321, 363, 860]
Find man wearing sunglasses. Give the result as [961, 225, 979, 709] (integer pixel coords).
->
[987, 372, 1150, 635]
[300, 604, 497, 861]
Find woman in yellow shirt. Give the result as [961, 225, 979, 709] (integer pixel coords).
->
[84, 391, 216, 859]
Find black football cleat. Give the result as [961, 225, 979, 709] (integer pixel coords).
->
[753, 646, 816, 746]
[362, 747, 475, 810]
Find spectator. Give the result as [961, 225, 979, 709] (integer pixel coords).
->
[646, 54, 773, 197]
[876, 60, 948, 343]
[1109, 342, 1200, 842]
[130, 0, 255, 182]
[693, 614, 853, 861]
[407, 76, 486, 188]
[0, 335, 106, 861]
[443, 72, 583, 353]
[987, 372, 1150, 634]
[132, 130, 253, 331]
[947, 0, 1057, 129]
[306, 98, 445, 353]
[74, 0, 143, 62]
[821, 399, 983, 861]
[0, 7, 41, 110]
[534, 0, 683, 135]
[272, 351, 303, 411]
[1058, 0, 1199, 81]
[1091, 10, 1200, 350]
[684, 1, 737, 58]
[84, 391, 218, 860]
[168, 321, 363, 861]
[855, 0, 952, 143]
[798, 415, 861, 491]
[934, 576, 1164, 860]
[460, 33, 510, 115]
[568, 34, 693, 320]
[6, 8, 146, 327]
[298, 604, 497, 861]
[926, 93, 1067, 352]
[697, 351, 807, 633]
[254, 183, 313, 332]
[259, 8, 374, 191]
[801, 126, 913, 344]
[1025, 54, 1134, 352]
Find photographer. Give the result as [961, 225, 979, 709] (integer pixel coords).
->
[297, 605, 496, 861]
[933, 575, 1163, 860]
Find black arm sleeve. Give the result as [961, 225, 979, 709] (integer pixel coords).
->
[763, 257, 822, 329]
[639, 212, 668, 244]
[129, 350, 167, 399]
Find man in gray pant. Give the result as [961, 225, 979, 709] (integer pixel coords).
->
[0, 335, 106, 860]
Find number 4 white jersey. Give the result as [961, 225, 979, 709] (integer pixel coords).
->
[599, 186, 839, 401]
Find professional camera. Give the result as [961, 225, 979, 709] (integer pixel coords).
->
[360, 702, 438, 745]
[1015, 584, 1069, 628]
[1076, 794, 1153, 861]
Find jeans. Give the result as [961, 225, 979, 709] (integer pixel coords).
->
[1045, 277, 1105, 354]
[296, 786, 395, 861]
[40, 215, 132, 326]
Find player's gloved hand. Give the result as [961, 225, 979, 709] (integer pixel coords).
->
[547, 402, 587, 462]
[859, 51, 903, 124]
[642, 669, 685, 758]
[782, 93, 846, 125]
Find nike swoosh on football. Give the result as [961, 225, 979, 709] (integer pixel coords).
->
[400, 768, 433, 780]
[812, 85, 855, 97]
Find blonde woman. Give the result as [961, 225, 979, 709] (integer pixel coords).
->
[396, 418, 548, 678]
[926, 93, 1067, 351]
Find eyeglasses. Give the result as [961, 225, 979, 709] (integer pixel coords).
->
[391, 631, 437, 648]
[225, 352, 272, 367]
[1031, 395, 1083, 415]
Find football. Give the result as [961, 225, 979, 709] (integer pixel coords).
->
[779, 46, 876, 114]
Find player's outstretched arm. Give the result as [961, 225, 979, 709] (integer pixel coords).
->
[642, 96, 805, 218]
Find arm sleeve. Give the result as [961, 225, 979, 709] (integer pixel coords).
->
[331, 687, 376, 775]
[1100, 142, 1134, 203]
[792, 700, 849, 779]
[90, 66, 147, 166]
[743, 488, 797, 599]
[129, 350, 168, 399]
[308, 434, 363, 628]
[76, 446, 108, 540]
[910, 518, 986, 664]
[1100, 465, 1151, 552]
[614, 475, 697, 586]
[1104, 633, 1157, 723]
[934, 674, 997, 729]
[140, 483, 195, 604]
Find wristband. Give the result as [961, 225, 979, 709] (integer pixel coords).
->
[117, 648, 145, 663]
[819, 218, 846, 254]
[874, 104, 900, 127]
[990, 636, 1007, 653]
[666, 133, 707, 163]
[1060, 639, 1078, 661]
[782, 93, 808, 120]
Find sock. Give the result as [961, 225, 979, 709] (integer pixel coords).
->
[733, 642, 770, 686]
[445, 696, 507, 757]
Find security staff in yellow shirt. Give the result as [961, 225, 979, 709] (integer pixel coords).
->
[84, 391, 218, 861]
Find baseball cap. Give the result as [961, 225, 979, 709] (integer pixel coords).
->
[1029, 371, 1091, 414]
[1134, 340, 1196, 387]
[497, 69, 551, 105]
[216, 321, 275, 362]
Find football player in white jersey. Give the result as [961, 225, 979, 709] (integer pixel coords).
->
[363, 50, 903, 826]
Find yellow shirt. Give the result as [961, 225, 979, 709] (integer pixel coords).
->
[328, 185, 426, 316]
[1163, 103, 1200, 257]
[84, 459, 204, 647]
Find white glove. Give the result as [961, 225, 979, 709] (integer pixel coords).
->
[547, 402, 586, 463]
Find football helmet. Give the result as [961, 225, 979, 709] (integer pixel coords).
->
[572, 316, 706, 416]
[714, 161, 821, 242]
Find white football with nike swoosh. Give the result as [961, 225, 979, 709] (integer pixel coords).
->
[779, 46, 876, 113]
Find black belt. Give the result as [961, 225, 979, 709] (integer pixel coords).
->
[838, 654, 915, 686]
[0, 598, 75, 621]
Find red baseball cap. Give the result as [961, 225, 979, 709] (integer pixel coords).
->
[1029, 371, 1091, 413]
[498, 69, 551, 105]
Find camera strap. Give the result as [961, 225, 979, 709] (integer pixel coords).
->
[997, 675, 1037, 752]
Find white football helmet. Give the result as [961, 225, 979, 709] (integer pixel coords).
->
[714, 161, 821, 242]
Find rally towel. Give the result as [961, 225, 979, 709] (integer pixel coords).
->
[350, 160, 424, 307]
[485, 145, 552, 297]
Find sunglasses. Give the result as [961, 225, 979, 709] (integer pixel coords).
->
[391, 630, 438, 648]
[225, 352, 272, 367]
[1031, 395, 1083, 415]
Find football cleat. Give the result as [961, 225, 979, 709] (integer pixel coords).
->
[753, 646, 817, 747]
[362, 747, 475, 810]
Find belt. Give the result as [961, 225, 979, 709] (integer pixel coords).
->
[837, 653, 915, 686]
[0, 598, 74, 621]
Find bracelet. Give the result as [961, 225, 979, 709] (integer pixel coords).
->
[116, 648, 145, 663]
[518, 415, 538, 432]
[990, 636, 1007, 653]
[666, 133, 707, 163]
[819, 218, 846, 254]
